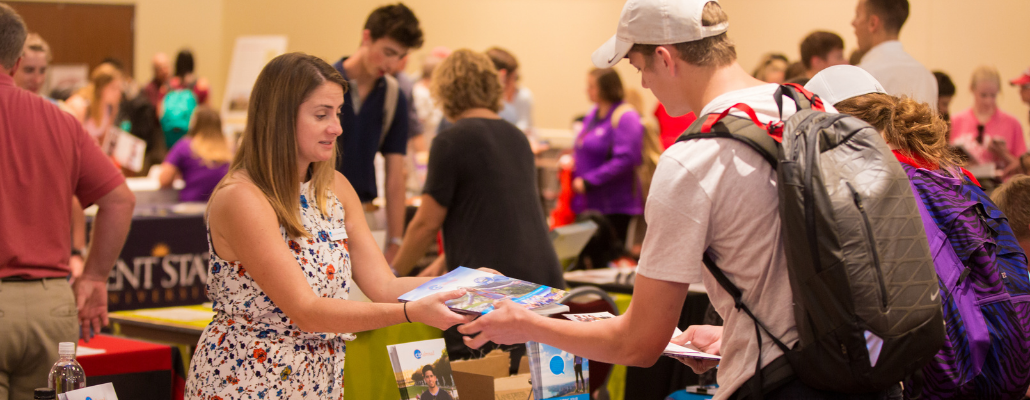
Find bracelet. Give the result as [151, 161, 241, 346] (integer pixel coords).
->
[403, 302, 412, 323]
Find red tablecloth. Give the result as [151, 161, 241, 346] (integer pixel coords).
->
[77, 334, 179, 400]
[77, 334, 171, 376]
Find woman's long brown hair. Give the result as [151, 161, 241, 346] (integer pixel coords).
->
[835, 93, 961, 174]
[210, 53, 348, 238]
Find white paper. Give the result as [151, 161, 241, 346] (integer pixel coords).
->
[58, 382, 118, 400]
[221, 36, 288, 119]
[74, 346, 107, 357]
[563, 312, 616, 322]
[131, 307, 215, 322]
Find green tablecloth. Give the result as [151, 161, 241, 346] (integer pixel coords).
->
[344, 322, 444, 400]
[607, 293, 633, 400]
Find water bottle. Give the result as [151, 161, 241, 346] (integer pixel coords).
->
[48, 342, 86, 393]
[33, 388, 56, 400]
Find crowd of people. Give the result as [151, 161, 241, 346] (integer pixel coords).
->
[2, 0, 1030, 400]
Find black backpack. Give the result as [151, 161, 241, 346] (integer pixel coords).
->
[677, 84, 944, 398]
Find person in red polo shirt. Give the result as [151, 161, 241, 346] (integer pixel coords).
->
[0, 5, 135, 399]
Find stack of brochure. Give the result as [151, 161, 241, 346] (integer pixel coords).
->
[398, 267, 569, 315]
[387, 338, 460, 400]
[527, 341, 590, 400]
[563, 312, 721, 361]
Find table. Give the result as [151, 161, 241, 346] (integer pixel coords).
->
[565, 270, 713, 400]
[76, 334, 175, 400]
[109, 303, 446, 400]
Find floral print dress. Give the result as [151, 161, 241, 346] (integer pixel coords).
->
[186, 182, 355, 399]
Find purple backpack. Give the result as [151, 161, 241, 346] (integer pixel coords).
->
[902, 164, 1030, 399]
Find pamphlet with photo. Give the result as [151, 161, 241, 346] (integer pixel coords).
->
[387, 338, 459, 400]
[398, 267, 568, 315]
[527, 341, 589, 400]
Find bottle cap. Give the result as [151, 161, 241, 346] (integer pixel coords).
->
[34, 387, 56, 399]
[58, 342, 76, 356]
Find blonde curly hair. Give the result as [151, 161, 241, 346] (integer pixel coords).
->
[431, 49, 503, 120]
[835, 93, 960, 173]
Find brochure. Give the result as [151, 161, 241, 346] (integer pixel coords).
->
[562, 313, 721, 361]
[398, 267, 568, 315]
[387, 338, 459, 400]
[58, 382, 118, 400]
[527, 341, 589, 400]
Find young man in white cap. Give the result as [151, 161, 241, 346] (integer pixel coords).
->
[458, 1, 899, 399]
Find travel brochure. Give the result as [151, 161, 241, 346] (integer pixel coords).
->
[527, 341, 590, 400]
[562, 312, 721, 361]
[398, 267, 568, 315]
[387, 339, 459, 400]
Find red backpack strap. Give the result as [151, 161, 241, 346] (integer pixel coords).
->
[702, 103, 764, 133]
[774, 84, 825, 121]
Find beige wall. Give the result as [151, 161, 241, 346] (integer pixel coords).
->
[14, 0, 1027, 135]
[7, 0, 225, 108]
[217, 0, 1030, 135]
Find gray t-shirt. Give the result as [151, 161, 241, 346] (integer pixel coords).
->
[423, 117, 564, 289]
[637, 84, 836, 399]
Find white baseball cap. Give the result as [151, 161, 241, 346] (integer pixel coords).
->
[591, 0, 729, 68]
[804, 65, 886, 105]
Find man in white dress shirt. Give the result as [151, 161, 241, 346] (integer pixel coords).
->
[852, 0, 937, 110]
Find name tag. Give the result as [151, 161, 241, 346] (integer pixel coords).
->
[328, 227, 348, 241]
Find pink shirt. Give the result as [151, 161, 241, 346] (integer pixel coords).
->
[950, 108, 1026, 165]
[0, 74, 125, 279]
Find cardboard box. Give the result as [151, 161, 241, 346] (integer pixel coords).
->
[451, 350, 532, 400]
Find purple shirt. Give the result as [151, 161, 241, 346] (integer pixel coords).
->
[165, 138, 229, 202]
[572, 102, 644, 215]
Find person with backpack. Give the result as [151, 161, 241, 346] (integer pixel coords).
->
[458, 1, 940, 399]
[159, 49, 207, 150]
[571, 67, 644, 247]
[332, 3, 420, 264]
[806, 64, 1030, 400]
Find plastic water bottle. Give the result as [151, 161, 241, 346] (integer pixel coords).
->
[48, 342, 86, 393]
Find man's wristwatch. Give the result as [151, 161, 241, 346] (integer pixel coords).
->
[71, 248, 85, 258]
[389, 237, 404, 247]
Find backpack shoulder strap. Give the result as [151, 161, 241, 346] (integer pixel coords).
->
[677, 109, 780, 168]
[610, 103, 635, 129]
[380, 74, 400, 150]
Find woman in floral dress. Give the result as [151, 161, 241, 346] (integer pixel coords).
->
[184, 53, 474, 400]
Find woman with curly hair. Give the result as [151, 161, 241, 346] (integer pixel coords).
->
[807, 65, 1030, 400]
[391, 49, 562, 288]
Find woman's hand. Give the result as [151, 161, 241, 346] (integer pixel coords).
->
[408, 289, 475, 331]
[476, 267, 503, 276]
[671, 325, 722, 373]
[573, 177, 587, 194]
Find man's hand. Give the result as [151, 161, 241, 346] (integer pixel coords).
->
[476, 267, 503, 276]
[671, 325, 723, 373]
[457, 299, 538, 348]
[68, 254, 85, 284]
[72, 276, 110, 342]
